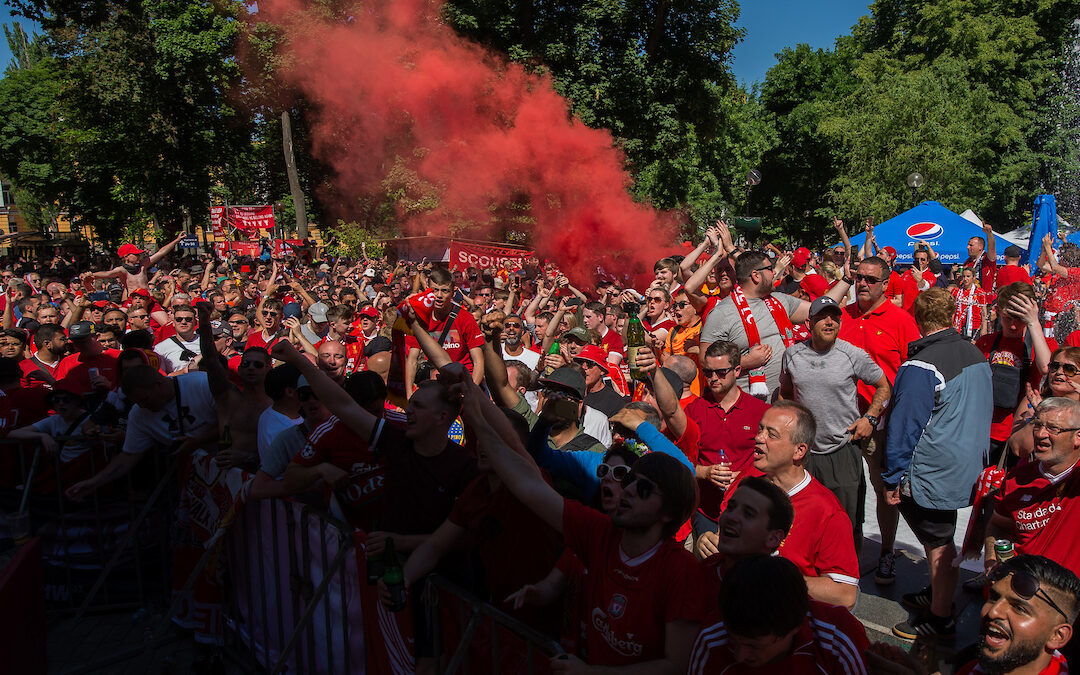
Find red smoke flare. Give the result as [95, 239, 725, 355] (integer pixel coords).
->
[254, 0, 681, 283]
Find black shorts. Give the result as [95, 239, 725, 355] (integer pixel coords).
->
[898, 494, 957, 549]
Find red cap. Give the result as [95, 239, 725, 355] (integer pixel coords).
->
[881, 246, 897, 260]
[117, 243, 145, 258]
[792, 247, 812, 268]
[131, 288, 151, 298]
[91, 300, 110, 309]
[358, 306, 379, 319]
[799, 273, 831, 300]
[574, 344, 608, 368]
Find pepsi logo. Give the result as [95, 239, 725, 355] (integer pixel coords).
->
[907, 222, 943, 241]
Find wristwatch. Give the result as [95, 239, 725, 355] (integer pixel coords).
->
[842, 276, 854, 284]
[863, 414, 879, 427]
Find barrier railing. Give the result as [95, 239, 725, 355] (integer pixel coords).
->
[3, 439, 568, 674]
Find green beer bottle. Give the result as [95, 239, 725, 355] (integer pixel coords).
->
[625, 303, 646, 381]
[382, 537, 408, 612]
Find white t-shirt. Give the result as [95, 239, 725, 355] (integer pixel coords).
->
[123, 372, 218, 454]
[154, 335, 202, 374]
[33, 414, 93, 463]
[500, 345, 541, 370]
[258, 407, 303, 458]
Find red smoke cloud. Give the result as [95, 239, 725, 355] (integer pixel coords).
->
[254, 0, 681, 283]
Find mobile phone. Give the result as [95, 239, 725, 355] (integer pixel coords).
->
[89, 291, 110, 302]
[566, 297, 582, 307]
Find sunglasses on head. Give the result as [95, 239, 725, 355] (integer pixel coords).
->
[596, 463, 629, 481]
[620, 472, 660, 500]
[988, 563, 1070, 620]
[1049, 361, 1079, 377]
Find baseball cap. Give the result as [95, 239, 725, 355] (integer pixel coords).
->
[296, 375, 312, 389]
[574, 344, 608, 368]
[809, 296, 842, 317]
[363, 268, 376, 278]
[792, 247, 812, 268]
[655, 367, 684, 397]
[117, 243, 145, 258]
[1004, 245, 1023, 258]
[358, 306, 379, 320]
[560, 326, 591, 344]
[881, 246, 898, 260]
[130, 288, 151, 298]
[283, 302, 303, 320]
[91, 300, 110, 310]
[69, 321, 96, 340]
[799, 274, 831, 300]
[539, 366, 586, 399]
[307, 302, 329, 323]
[210, 320, 230, 337]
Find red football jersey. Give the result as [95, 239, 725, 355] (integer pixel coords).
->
[561, 499, 706, 666]
[291, 416, 385, 531]
[993, 459, 1080, 576]
[54, 350, 120, 395]
[403, 309, 484, 371]
[722, 473, 860, 587]
[19, 356, 60, 389]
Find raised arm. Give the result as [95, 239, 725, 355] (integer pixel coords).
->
[679, 226, 717, 282]
[196, 303, 238, 397]
[982, 222, 996, 263]
[1043, 234, 1069, 278]
[649, 363, 687, 439]
[147, 233, 185, 266]
[833, 217, 851, 260]
[271, 340, 379, 440]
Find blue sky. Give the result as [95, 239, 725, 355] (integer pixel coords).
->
[1, 1, 871, 85]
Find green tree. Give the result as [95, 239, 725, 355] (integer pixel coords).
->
[444, 0, 763, 232]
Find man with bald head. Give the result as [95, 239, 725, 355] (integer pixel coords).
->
[317, 339, 348, 384]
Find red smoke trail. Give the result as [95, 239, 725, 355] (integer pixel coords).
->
[254, 0, 681, 283]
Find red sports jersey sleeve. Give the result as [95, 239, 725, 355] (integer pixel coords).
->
[780, 476, 860, 586]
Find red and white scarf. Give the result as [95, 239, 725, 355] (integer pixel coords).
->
[730, 285, 805, 397]
[953, 284, 980, 337]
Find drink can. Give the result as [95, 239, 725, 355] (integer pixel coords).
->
[994, 539, 1015, 562]
[88, 367, 100, 380]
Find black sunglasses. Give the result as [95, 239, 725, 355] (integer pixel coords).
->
[596, 463, 629, 481]
[988, 563, 1070, 620]
[672, 301, 692, 309]
[854, 273, 883, 284]
[1049, 361, 1079, 377]
[703, 366, 734, 378]
[620, 472, 661, 500]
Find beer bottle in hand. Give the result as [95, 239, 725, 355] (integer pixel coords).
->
[625, 303, 646, 381]
[383, 537, 408, 612]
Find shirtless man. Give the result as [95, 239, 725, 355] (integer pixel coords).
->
[196, 303, 271, 470]
[82, 234, 185, 293]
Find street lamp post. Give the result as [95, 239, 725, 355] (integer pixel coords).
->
[745, 169, 762, 216]
[906, 172, 924, 209]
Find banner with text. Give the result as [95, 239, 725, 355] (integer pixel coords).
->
[210, 206, 225, 238]
[228, 206, 275, 239]
[447, 241, 532, 271]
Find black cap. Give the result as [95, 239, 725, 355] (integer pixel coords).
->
[539, 366, 586, 399]
[69, 321, 96, 340]
[1004, 245, 1024, 258]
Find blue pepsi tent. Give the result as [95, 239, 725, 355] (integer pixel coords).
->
[846, 201, 1012, 265]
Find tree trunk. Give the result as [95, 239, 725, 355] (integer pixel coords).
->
[644, 0, 671, 59]
[281, 110, 308, 239]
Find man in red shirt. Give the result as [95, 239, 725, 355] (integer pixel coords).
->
[965, 222, 999, 291]
[685, 341, 770, 541]
[582, 301, 624, 365]
[996, 245, 1033, 288]
[976, 282, 1054, 464]
[452, 362, 705, 672]
[20, 324, 68, 388]
[956, 555, 1078, 675]
[878, 246, 906, 307]
[54, 321, 119, 403]
[725, 401, 860, 609]
[246, 298, 285, 351]
[988, 398, 1080, 579]
[688, 555, 868, 675]
[900, 245, 937, 313]
[403, 267, 485, 395]
[838, 256, 921, 583]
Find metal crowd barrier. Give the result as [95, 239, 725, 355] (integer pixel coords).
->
[0, 435, 569, 674]
[0, 436, 172, 618]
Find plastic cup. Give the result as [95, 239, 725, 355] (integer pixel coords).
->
[6, 511, 30, 545]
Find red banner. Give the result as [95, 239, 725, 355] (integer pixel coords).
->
[228, 206, 275, 239]
[209, 206, 225, 238]
[272, 238, 305, 258]
[213, 241, 262, 258]
[448, 241, 532, 271]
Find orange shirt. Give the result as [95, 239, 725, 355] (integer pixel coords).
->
[664, 320, 702, 396]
